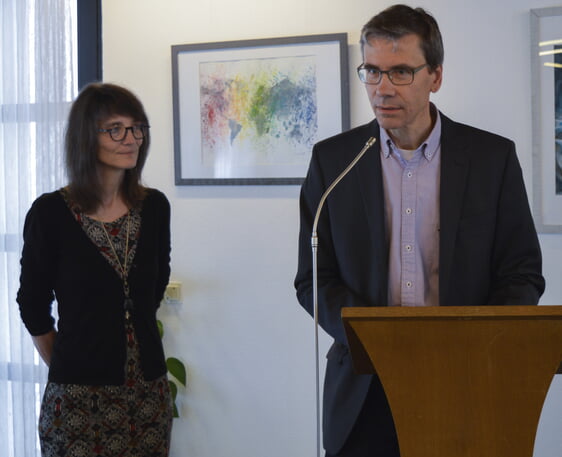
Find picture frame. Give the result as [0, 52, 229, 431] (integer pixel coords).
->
[530, 7, 562, 232]
[171, 34, 349, 185]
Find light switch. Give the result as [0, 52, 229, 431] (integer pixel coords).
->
[164, 281, 182, 305]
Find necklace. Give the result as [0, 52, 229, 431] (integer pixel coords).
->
[100, 211, 134, 318]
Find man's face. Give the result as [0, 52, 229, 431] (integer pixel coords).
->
[362, 33, 442, 148]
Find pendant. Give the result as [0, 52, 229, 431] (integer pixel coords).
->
[124, 297, 134, 312]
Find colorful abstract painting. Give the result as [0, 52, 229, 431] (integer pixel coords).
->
[199, 56, 317, 171]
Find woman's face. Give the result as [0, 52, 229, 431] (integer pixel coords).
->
[96, 114, 143, 172]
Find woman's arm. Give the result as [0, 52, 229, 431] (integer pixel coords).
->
[32, 329, 57, 366]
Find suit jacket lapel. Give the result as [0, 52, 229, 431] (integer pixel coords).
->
[439, 114, 470, 303]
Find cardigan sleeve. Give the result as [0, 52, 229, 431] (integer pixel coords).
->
[17, 194, 57, 336]
[151, 189, 171, 307]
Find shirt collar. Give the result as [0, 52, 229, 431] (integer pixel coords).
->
[380, 105, 442, 161]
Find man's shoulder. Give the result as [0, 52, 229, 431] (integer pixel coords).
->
[440, 113, 514, 147]
[315, 120, 378, 150]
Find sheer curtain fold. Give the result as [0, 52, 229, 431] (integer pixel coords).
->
[0, 1, 76, 456]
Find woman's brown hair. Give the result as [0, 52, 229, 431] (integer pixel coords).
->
[65, 83, 150, 212]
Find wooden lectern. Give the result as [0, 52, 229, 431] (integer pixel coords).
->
[342, 305, 562, 457]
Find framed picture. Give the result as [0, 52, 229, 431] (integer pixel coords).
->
[171, 34, 349, 185]
[531, 7, 562, 232]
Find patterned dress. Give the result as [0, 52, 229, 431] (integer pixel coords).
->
[38, 196, 173, 457]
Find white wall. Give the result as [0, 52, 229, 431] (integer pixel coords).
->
[101, 1, 562, 456]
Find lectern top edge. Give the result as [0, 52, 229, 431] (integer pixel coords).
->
[341, 305, 562, 320]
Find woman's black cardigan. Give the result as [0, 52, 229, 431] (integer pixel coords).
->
[17, 189, 171, 385]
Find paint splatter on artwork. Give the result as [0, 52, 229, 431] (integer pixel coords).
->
[199, 55, 318, 169]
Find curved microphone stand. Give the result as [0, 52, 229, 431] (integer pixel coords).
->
[310, 137, 376, 457]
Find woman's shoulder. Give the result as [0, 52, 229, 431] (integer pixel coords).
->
[28, 189, 66, 214]
[140, 188, 170, 217]
[142, 187, 169, 206]
[23, 190, 69, 235]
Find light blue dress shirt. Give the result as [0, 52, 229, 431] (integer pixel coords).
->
[380, 112, 442, 307]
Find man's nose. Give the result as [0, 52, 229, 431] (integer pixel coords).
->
[375, 73, 396, 95]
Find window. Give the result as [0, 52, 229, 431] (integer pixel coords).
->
[0, 1, 100, 455]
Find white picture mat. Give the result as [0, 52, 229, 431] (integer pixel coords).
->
[538, 16, 561, 225]
[172, 37, 347, 184]
[531, 8, 562, 231]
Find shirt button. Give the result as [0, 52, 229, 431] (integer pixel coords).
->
[407, 171, 413, 178]
[405, 208, 412, 215]
[405, 244, 412, 252]
[406, 281, 413, 288]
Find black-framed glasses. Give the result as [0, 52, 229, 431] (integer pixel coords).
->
[357, 63, 429, 86]
[98, 124, 149, 141]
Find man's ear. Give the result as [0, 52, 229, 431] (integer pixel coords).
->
[430, 65, 443, 93]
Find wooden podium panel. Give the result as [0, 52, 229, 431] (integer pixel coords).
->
[342, 306, 562, 457]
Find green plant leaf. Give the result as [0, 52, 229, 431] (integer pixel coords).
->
[159, 320, 185, 419]
[167, 357, 187, 386]
[169, 380, 180, 417]
[169, 379, 178, 400]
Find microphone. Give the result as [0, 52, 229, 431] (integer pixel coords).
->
[310, 136, 376, 457]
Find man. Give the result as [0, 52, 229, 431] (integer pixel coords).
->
[294, 5, 545, 457]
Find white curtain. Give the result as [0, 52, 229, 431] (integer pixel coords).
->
[0, 1, 77, 456]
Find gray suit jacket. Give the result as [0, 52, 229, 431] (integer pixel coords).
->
[295, 113, 545, 454]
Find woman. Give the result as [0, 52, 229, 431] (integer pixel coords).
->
[17, 83, 173, 456]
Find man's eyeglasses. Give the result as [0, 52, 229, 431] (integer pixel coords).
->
[98, 124, 149, 142]
[357, 63, 429, 86]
